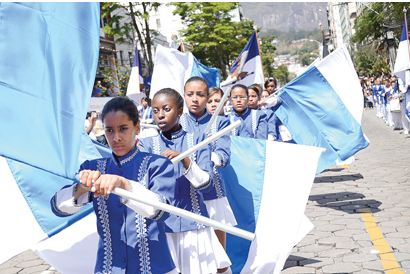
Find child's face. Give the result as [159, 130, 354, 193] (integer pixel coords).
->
[152, 93, 182, 133]
[266, 81, 276, 92]
[207, 92, 225, 115]
[248, 89, 259, 109]
[184, 81, 208, 117]
[142, 100, 148, 108]
[261, 90, 269, 102]
[104, 111, 139, 157]
[230, 87, 248, 114]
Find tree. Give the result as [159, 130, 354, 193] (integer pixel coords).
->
[172, 2, 256, 79]
[351, 2, 408, 75]
[259, 35, 277, 78]
[299, 53, 313, 66]
[354, 44, 390, 76]
[101, 2, 162, 75]
[272, 64, 291, 86]
[351, 2, 408, 47]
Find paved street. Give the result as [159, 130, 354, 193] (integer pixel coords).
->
[1, 107, 409, 274]
[283, 108, 410, 274]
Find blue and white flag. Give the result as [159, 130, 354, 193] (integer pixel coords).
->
[222, 137, 323, 274]
[150, 45, 220, 103]
[393, 15, 410, 120]
[220, 31, 264, 91]
[0, 3, 109, 272]
[394, 16, 410, 83]
[126, 38, 146, 105]
[275, 46, 370, 174]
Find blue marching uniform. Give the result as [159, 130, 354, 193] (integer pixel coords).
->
[227, 107, 268, 140]
[139, 126, 231, 274]
[179, 111, 230, 199]
[139, 127, 214, 232]
[258, 107, 279, 141]
[141, 105, 154, 123]
[179, 111, 237, 225]
[52, 146, 177, 274]
[381, 85, 387, 106]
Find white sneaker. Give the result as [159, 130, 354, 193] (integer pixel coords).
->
[404, 130, 409, 135]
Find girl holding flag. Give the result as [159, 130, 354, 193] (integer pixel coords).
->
[181, 77, 237, 274]
[139, 88, 232, 274]
[52, 97, 178, 274]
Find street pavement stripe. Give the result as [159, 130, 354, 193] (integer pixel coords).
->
[358, 208, 404, 273]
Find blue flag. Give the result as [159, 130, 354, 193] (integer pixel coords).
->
[0, 3, 110, 268]
[150, 45, 221, 102]
[126, 38, 145, 104]
[222, 137, 323, 273]
[275, 46, 369, 174]
[393, 16, 410, 83]
[220, 31, 264, 91]
[0, 2, 101, 178]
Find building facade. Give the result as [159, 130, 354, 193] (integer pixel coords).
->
[326, 2, 361, 57]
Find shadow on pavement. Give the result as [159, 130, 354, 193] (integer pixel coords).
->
[283, 255, 321, 269]
[323, 167, 345, 172]
[314, 173, 364, 183]
[308, 191, 381, 214]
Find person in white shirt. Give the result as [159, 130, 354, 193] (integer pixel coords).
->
[84, 111, 97, 140]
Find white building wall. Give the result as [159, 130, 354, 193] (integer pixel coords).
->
[111, 7, 135, 73]
[148, 4, 184, 46]
[328, 2, 343, 49]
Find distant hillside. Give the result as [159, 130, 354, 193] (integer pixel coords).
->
[240, 2, 328, 33]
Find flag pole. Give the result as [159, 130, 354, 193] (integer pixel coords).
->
[136, 38, 142, 105]
[140, 123, 159, 130]
[179, 39, 184, 52]
[405, 7, 410, 65]
[319, 20, 324, 58]
[112, 120, 253, 241]
[172, 120, 242, 164]
[260, 86, 283, 105]
[112, 187, 255, 241]
[254, 24, 266, 84]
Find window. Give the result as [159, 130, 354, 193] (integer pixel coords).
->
[101, 16, 108, 28]
[129, 52, 133, 66]
[119, 51, 124, 66]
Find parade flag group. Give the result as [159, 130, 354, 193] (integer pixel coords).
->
[0, 2, 371, 274]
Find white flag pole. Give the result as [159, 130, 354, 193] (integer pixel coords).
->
[172, 120, 241, 164]
[112, 187, 254, 241]
[204, 87, 232, 134]
[112, 121, 246, 239]
[140, 123, 159, 130]
[260, 87, 282, 105]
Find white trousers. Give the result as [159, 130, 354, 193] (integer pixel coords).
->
[400, 100, 410, 131]
[392, 109, 402, 128]
[376, 103, 383, 118]
[385, 103, 393, 125]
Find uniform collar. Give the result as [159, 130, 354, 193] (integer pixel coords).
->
[160, 125, 185, 143]
[113, 144, 139, 166]
[187, 110, 210, 122]
[233, 107, 250, 117]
